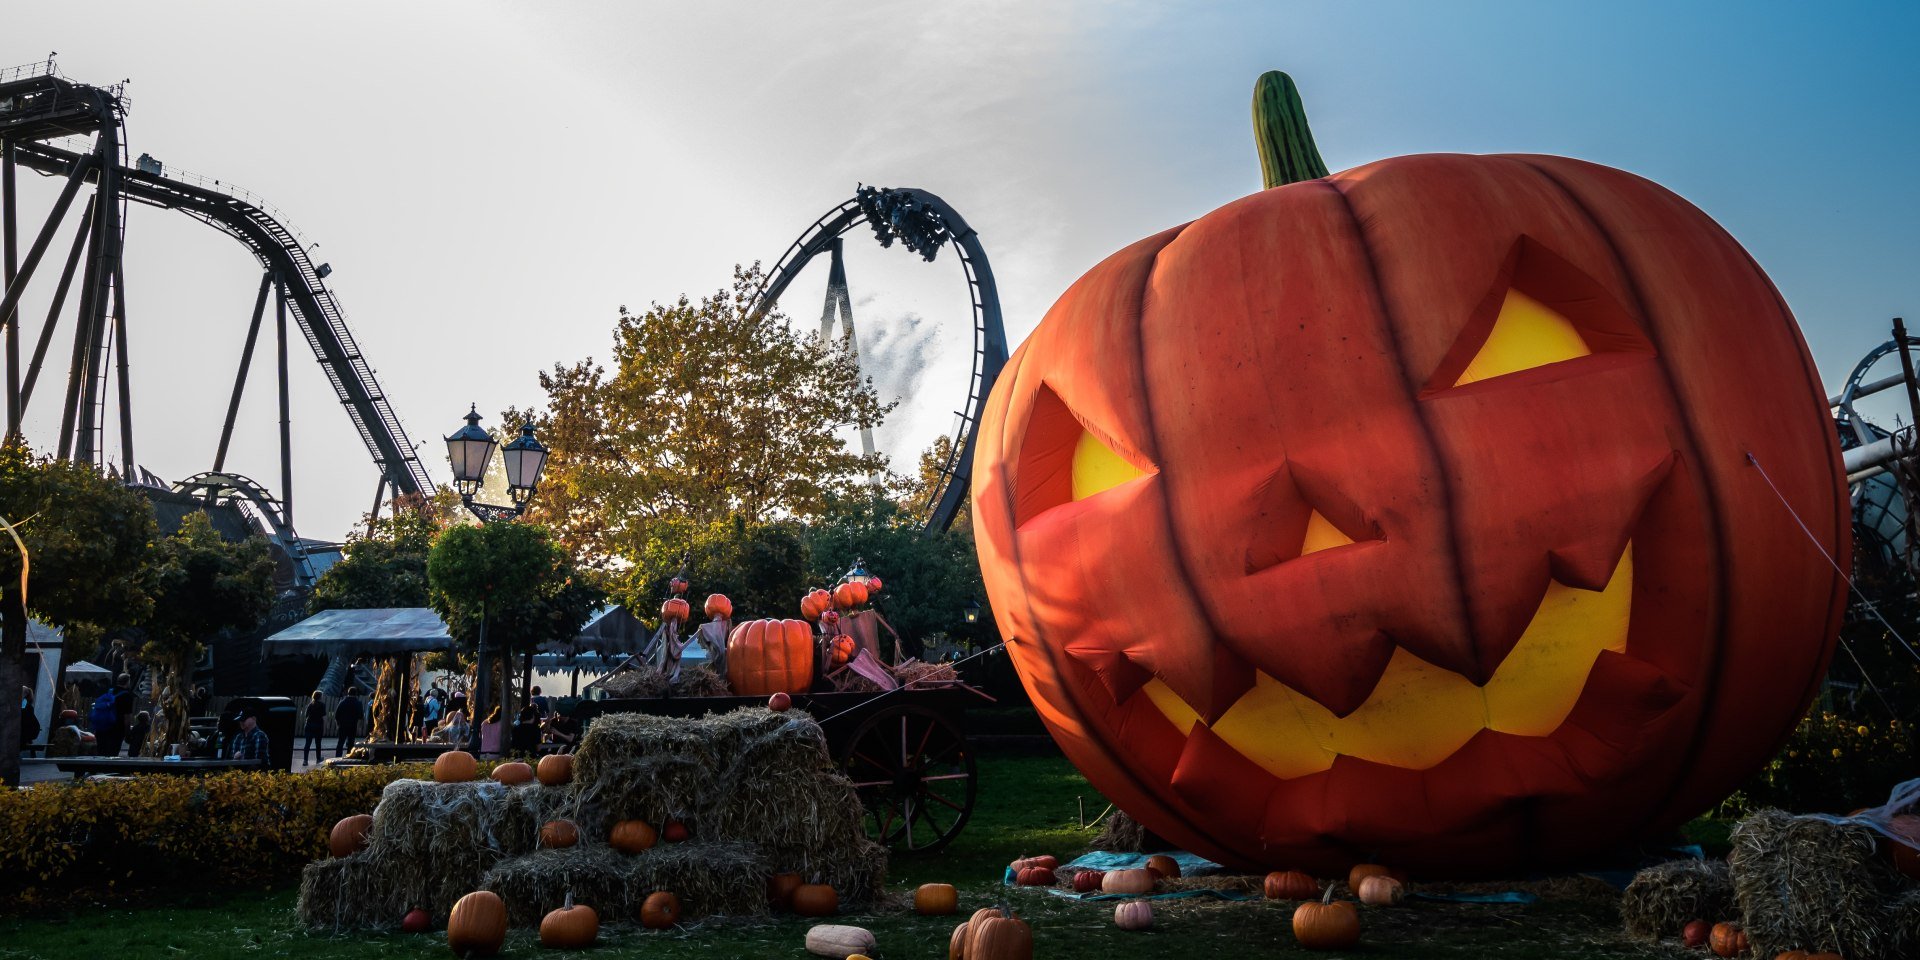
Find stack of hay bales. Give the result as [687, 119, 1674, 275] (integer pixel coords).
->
[1727, 810, 1920, 960]
[1620, 858, 1735, 939]
[298, 707, 885, 930]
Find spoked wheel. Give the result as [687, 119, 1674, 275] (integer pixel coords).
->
[839, 704, 977, 853]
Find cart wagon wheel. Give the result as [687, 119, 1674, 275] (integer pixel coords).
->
[838, 703, 977, 853]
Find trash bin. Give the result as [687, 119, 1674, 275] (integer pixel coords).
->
[218, 696, 296, 771]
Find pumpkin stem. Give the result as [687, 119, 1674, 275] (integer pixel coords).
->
[1252, 71, 1330, 188]
[1321, 883, 1336, 904]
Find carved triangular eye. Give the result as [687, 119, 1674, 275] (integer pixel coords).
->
[1300, 510, 1354, 556]
[1423, 236, 1654, 395]
[1453, 289, 1592, 386]
[1014, 384, 1154, 527]
[1073, 429, 1146, 500]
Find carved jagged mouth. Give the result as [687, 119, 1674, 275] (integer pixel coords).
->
[1135, 543, 1653, 776]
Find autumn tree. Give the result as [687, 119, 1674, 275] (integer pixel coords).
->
[806, 494, 990, 657]
[0, 444, 158, 786]
[135, 512, 277, 752]
[310, 492, 459, 612]
[516, 264, 894, 567]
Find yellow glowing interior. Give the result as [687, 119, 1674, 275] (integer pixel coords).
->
[1141, 546, 1633, 776]
[1072, 429, 1147, 500]
[1301, 511, 1354, 555]
[1454, 289, 1593, 386]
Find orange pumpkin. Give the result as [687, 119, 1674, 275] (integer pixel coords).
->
[1356, 875, 1405, 906]
[660, 597, 690, 622]
[968, 70, 1850, 874]
[489, 761, 533, 785]
[329, 814, 372, 858]
[609, 819, 656, 854]
[1114, 900, 1153, 931]
[800, 589, 832, 621]
[829, 635, 857, 667]
[1711, 923, 1750, 958]
[834, 581, 870, 609]
[966, 911, 1033, 960]
[433, 750, 477, 784]
[792, 882, 839, 918]
[536, 753, 573, 786]
[726, 619, 816, 695]
[949, 922, 971, 960]
[1775, 952, 1809, 960]
[1009, 855, 1058, 872]
[1101, 868, 1156, 895]
[1292, 887, 1360, 950]
[1014, 865, 1055, 886]
[668, 576, 689, 595]
[1265, 870, 1318, 900]
[1145, 854, 1181, 879]
[540, 819, 579, 849]
[447, 890, 508, 957]
[768, 871, 803, 909]
[704, 593, 733, 620]
[539, 894, 599, 949]
[915, 883, 959, 915]
[640, 891, 681, 930]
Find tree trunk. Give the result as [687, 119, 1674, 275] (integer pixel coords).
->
[1, 590, 26, 787]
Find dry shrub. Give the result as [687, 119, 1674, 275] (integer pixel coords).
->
[1620, 858, 1735, 938]
[481, 842, 768, 926]
[1729, 809, 1910, 959]
[1092, 809, 1168, 853]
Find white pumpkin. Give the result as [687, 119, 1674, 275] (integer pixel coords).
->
[805, 923, 877, 958]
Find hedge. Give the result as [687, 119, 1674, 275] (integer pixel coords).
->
[0, 763, 432, 909]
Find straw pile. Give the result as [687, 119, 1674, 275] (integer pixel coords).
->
[1621, 858, 1735, 938]
[672, 665, 732, 698]
[300, 705, 885, 931]
[571, 710, 886, 899]
[893, 660, 959, 687]
[1728, 809, 1917, 959]
[1093, 810, 1169, 853]
[596, 665, 670, 699]
[481, 842, 767, 926]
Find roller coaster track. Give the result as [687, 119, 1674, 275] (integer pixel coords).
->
[8, 139, 432, 496]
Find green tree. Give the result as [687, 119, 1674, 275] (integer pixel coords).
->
[893, 433, 972, 533]
[134, 512, 276, 753]
[427, 523, 602, 722]
[616, 513, 812, 623]
[519, 264, 894, 568]
[807, 494, 993, 657]
[310, 493, 457, 612]
[0, 444, 158, 786]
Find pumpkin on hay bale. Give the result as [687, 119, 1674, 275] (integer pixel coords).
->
[480, 843, 767, 927]
[1728, 809, 1920, 960]
[1620, 857, 1735, 940]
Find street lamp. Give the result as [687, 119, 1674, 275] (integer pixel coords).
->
[843, 559, 873, 586]
[444, 406, 547, 524]
[443, 406, 549, 755]
[963, 598, 982, 625]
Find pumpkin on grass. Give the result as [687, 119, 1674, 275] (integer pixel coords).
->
[951, 907, 1005, 960]
[792, 881, 839, 917]
[1265, 870, 1319, 900]
[1145, 854, 1181, 879]
[1010, 855, 1059, 871]
[1292, 886, 1360, 950]
[965, 909, 1033, 960]
[1710, 922, 1750, 958]
[1357, 875, 1405, 906]
[1114, 900, 1153, 931]
[489, 761, 533, 786]
[805, 924, 877, 958]
[539, 893, 599, 949]
[915, 883, 959, 915]
[970, 69, 1849, 875]
[402, 908, 430, 933]
[640, 891, 680, 930]
[609, 819, 656, 854]
[433, 750, 477, 784]
[768, 872, 803, 909]
[329, 814, 372, 858]
[1101, 868, 1156, 895]
[447, 890, 508, 958]
[1014, 865, 1055, 886]
[540, 819, 579, 849]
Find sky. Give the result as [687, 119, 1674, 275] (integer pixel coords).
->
[6, 1, 1917, 541]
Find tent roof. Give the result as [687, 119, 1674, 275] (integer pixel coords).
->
[64, 660, 111, 677]
[545, 605, 652, 658]
[262, 607, 452, 656]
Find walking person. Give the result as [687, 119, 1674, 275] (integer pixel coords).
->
[89, 674, 135, 757]
[419, 687, 443, 740]
[302, 691, 327, 765]
[332, 686, 363, 757]
[19, 686, 40, 755]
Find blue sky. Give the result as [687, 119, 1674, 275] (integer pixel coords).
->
[7, 2, 1916, 539]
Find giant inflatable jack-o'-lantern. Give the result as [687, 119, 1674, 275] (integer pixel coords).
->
[971, 71, 1849, 874]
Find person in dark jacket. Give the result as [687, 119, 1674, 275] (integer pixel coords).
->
[92, 674, 135, 757]
[124, 710, 151, 757]
[19, 686, 40, 754]
[510, 704, 541, 754]
[332, 687, 363, 757]
[228, 709, 270, 764]
[302, 691, 327, 764]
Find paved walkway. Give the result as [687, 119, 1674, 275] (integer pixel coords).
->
[16, 750, 358, 787]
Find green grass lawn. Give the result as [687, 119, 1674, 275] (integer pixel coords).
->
[0, 753, 1690, 960]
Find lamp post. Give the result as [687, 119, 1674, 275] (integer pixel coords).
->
[444, 405, 549, 755]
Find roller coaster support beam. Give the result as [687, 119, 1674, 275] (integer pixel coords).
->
[276, 272, 293, 529]
[4, 141, 14, 439]
[111, 256, 132, 470]
[59, 99, 123, 465]
[19, 199, 91, 414]
[0, 151, 89, 436]
[214, 272, 272, 472]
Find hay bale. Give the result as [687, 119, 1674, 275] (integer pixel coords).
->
[671, 665, 731, 698]
[297, 854, 407, 930]
[358, 778, 578, 920]
[1729, 809, 1908, 959]
[481, 842, 767, 926]
[1621, 857, 1735, 939]
[597, 666, 669, 699]
[1092, 809, 1168, 853]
